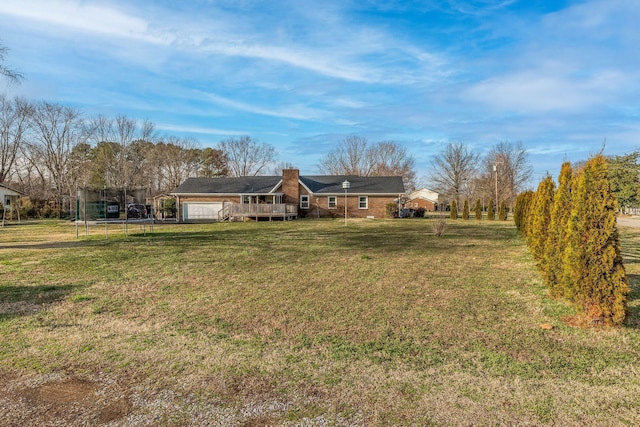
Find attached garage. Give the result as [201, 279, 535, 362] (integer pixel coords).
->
[182, 202, 223, 221]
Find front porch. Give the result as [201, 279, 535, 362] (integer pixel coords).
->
[219, 202, 298, 221]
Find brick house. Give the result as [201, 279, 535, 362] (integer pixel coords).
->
[171, 169, 405, 222]
[405, 188, 440, 211]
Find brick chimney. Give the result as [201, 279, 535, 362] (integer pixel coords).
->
[282, 168, 300, 205]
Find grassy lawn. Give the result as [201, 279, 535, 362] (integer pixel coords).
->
[1, 219, 639, 426]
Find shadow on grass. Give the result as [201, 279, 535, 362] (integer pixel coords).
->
[0, 241, 99, 250]
[134, 220, 520, 255]
[626, 274, 640, 329]
[0, 283, 81, 322]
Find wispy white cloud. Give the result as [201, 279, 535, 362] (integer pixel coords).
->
[445, 0, 517, 16]
[0, 0, 168, 44]
[465, 69, 626, 113]
[0, 0, 445, 85]
[200, 91, 327, 121]
[198, 42, 380, 83]
[156, 124, 247, 137]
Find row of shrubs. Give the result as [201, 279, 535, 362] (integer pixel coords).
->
[449, 199, 509, 221]
[1, 199, 71, 220]
[514, 155, 629, 326]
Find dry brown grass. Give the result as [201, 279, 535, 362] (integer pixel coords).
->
[0, 219, 639, 426]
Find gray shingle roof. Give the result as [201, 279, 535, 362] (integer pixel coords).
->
[172, 175, 405, 195]
[299, 175, 404, 194]
[172, 176, 281, 194]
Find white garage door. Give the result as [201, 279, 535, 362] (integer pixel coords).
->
[183, 202, 223, 220]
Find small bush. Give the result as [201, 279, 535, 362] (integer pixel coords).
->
[385, 203, 398, 218]
[431, 217, 447, 236]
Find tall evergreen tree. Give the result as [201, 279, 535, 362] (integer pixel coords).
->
[543, 162, 573, 296]
[529, 174, 555, 263]
[498, 200, 508, 221]
[450, 200, 458, 220]
[474, 199, 482, 220]
[514, 192, 524, 230]
[462, 199, 470, 220]
[514, 191, 534, 232]
[487, 198, 495, 220]
[562, 155, 629, 326]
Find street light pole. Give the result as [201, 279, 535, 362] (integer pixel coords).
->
[493, 162, 502, 218]
[342, 179, 350, 226]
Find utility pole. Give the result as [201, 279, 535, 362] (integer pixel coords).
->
[493, 162, 502, 216]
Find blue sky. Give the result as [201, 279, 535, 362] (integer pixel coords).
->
[1, 0, 638, 185]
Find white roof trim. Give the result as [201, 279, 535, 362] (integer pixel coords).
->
[298, 179, 313, 194]
[269, 180, 283, 193]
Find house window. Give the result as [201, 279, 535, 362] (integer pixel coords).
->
[358, 196, 368, 209]
[328, 196, 337, 209]
[300, 195, 310, 209]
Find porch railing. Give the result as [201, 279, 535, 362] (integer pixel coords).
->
[218, 203, 297, 221]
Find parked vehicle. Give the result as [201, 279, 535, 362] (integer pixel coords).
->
[126, 204, 147, 219]
[398, 208, 412, 218]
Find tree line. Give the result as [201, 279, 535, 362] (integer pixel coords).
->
[0, 93, 420, 218]
[0, 95, 238, 216]
[428, 141, 533, 211]
[428, 141, 640, 215]
[605, 151, 640, 213]
[514, 156, 629, 327]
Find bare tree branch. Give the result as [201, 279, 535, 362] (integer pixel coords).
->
[218, 136, 275, 176]
[318, 136, 416, 188]
[429, 142, 479, 205]
[0, 95, 32, 182]
[0, 43, 23, 84]
[482, 141, 533, 206]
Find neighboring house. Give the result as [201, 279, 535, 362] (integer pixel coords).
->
[171, 169, 405, 222]
[1, 183, 25, 224]
[405, 188, 439, 211]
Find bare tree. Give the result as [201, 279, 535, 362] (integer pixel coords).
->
[27, 101, 87, 215]
[318, 136, 370, 176]
[272, 161, 297, 175]
[368, 141, 416, 190]
[0, 42, 23, 83]
[481, 141, 533, 207]
[218, 136, 275, 176]
[429, 142, 479, 205]
[318, 136, 416, 188]
[0, 95, 32, 182]
[159, 136, 200, 188]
